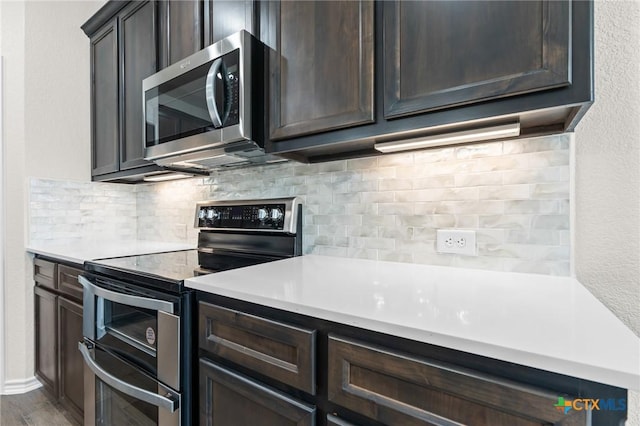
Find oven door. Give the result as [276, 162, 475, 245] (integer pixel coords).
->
[79, 274, 180, 391]
[79, 341, 180, 426]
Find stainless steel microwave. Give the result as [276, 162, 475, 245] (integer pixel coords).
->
[143, 30, 279, 171]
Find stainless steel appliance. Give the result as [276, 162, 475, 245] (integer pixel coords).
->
[143, 30, 283, 171]
[80, 198, 302, 426]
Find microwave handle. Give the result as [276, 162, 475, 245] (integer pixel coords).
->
[79, 341, 179, 413]
[205, 58, 224, 128]
[79, 275, 176, 314]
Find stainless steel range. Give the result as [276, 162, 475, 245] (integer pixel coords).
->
[79, 198, 302, 426]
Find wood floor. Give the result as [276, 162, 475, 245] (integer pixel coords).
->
[0, 388, 79, 426]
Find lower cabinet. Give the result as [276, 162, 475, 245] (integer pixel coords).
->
[34, 286, 59, 397]
[197, 294, 627, 426]
[33, 258, 84, 423]
[58, 297, 84, 423]
[327, 335, 586, 426]
[199, 359, 316, 425]
[198, 301, 317, 425]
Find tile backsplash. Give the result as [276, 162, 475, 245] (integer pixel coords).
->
[30, 134, 571, 275]
[29, 178, 138, 243]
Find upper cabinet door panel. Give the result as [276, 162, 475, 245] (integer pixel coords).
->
[159, 0, 203, 69]
[119, 0, 157, 170]
[206, 0, 255, 45]
[269, 0, 375, 141]
[90, 21, 119, 177]
[384, 0, 571, 119]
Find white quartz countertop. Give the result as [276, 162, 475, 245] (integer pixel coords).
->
[27, 239, 196, 264]
[186, 254, 640, 391]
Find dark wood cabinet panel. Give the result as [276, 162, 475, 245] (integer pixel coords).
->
[119, 0, 157, 170]
[34, 257, 85, 417]
[159, 0, 203, 69]
[199, 359, 316, 426]
[206, 0, 255, 45]
[58, 297, 84, 423]
[90, 20, 119, 177]
[57, 264, 83, 303]
[34, 286, 58, 398]
[84, 1, 164, 182]
[327, 335, 588, 426]
[34, 258, 57, 291]
[199, 302, 316, 394]
[383, 0, 571, 118]
[267, 0, 374, 141]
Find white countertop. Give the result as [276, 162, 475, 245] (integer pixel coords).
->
[186, 254, 640, 391]
[27, 239, 196, 264]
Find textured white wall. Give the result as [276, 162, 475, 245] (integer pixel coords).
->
[574, 1, 640, 424]
[1, 1, 102, 390]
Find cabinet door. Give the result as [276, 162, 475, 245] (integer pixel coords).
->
[199, 360, 316, 426]
[34, 287, 58, 398]
[119, 0, 157, 170]
[90, 20, 119, 177]
[206, 0, 255, 45]
[58, 297, 84, 423]
[384, 0, 571, 118]
[159, 0, 203, 69]
[328, 335, 587, 426]
[268, 1, 374, 141]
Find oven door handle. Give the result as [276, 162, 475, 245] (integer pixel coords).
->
[79, 275, 176, 314]
[79, 341, 179, 413]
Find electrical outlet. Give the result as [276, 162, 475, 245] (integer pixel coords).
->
[436, 229, 477, 256]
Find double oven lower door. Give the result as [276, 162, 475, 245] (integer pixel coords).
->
[79, 274, 182, 426]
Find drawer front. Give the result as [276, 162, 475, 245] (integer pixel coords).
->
[199, 302, 316, 394]
[57, 265, 83, 302]
[199, 359, 316, 426]
[34, 258, 57, 290]
[327, 335, 587, 426]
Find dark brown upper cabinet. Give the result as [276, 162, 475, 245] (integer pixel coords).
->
[84, 1, 164, 182]
[266, 0, 593, 163]
[206, 0, 256, 45]
[383, 1, 570, 118]
[264, 0, 375, 141]
[158, 0, 204, 69]
[158, 0, 258, 70]
[89, 20, 119, 176]
[120, 1, 158, 170]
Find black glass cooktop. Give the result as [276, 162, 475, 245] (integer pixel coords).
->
[84, 248, 284, 293]
[91, 250, 202, 281]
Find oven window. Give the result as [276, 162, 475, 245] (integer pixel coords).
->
[97, 298, 158, 375]
[94, 347, 159, 426]
[96, 378, 158, 426]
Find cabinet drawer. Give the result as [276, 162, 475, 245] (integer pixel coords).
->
[57, 265, 83, 302]
[199, 359, 316, 426]
[34, 258, 57, 290]
[199, 302, 316, 394]
[327, 335, 587, 426]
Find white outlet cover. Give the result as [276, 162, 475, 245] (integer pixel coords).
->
[436, 229, 477, 256]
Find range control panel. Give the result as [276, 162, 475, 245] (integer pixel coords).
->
[196, 200, 294, 231]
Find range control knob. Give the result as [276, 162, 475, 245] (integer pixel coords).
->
[198, 209, 206, 219]
[270, 208, 283, 221]
[257, 208, 269, 221]
[206, 208, 219, 220]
